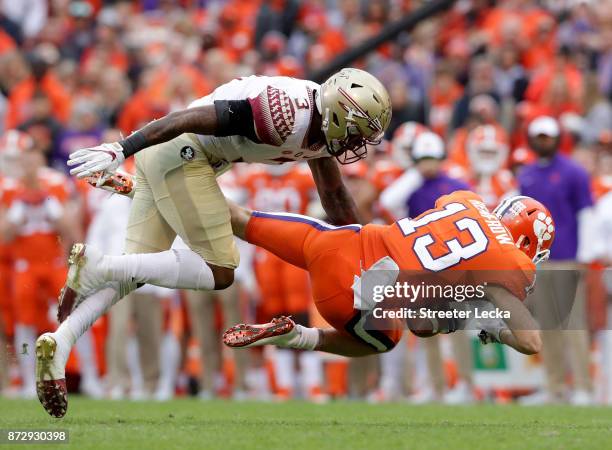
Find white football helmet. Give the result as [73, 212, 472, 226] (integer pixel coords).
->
[467, 125, 509, 176]
[391, 121, 428, 169]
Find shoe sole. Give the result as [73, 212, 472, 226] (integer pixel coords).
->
[223, 317, 295, 348]
[57, 243, 86, 323]
[35, 336, 68, 418]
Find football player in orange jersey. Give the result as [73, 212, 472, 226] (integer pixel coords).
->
[0, 131, 76, 398]
[466, 125, 518, 209]
[224, 191, 554, 357]
[0, 133, 23, 395]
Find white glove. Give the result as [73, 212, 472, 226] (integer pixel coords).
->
[67, 142, 125, 179]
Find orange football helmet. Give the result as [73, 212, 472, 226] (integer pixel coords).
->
[493, 195, 555, 264]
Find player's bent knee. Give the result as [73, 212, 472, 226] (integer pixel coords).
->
[209, 265, 235, 290]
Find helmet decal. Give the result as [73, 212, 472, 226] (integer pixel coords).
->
[338, 87, 384, 136]
[494, 195, 555, 264]
[533, 212, 555, 242]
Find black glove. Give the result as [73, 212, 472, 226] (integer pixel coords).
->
[478, 329, 501, 345]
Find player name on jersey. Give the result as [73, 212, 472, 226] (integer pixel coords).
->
[469, 199, 514, 246]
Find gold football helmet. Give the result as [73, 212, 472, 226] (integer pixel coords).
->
[317, 68, 392, 164]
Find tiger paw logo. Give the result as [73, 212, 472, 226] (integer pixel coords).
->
[533, 212, 554, 241]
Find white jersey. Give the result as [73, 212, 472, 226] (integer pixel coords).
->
[189, 76, 330, 166]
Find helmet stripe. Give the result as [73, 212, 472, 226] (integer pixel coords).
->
[493, 195, 531, 218]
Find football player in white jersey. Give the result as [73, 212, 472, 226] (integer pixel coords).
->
[35, 68, 391, 417]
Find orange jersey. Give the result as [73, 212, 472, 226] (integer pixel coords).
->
[0, 176, 15, 335]
[369, 160, 403, 193]
[361, 190, 535, 301]
[241, 164, 316, 214]
[243, 165, 317, 318]
[1, 170, 69, 263]
[468, 170, 518, 210]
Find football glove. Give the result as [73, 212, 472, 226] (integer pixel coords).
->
[68, 142, 125, 179]
[85, 170, 135, 198]
[478, 329, 501, 345]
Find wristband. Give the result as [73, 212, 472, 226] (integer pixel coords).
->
[119, 131, 148, 158]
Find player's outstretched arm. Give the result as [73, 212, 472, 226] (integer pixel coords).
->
[308, 158, 361, 225]
[483, 285, 542, 355]
[67, 105, 220, 179]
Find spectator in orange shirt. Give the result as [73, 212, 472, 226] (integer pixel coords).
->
[428, 62, 463, 137]
[5, 51, 72, 129]
[17, 90, 63, 167]
[524, 48, 584, 116]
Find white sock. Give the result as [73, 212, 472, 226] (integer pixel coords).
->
[14, 325, 36, 393]
[245, 367, 270, 396]
[102, 249, 216, 290]
[126, 336, 143, 395]
[299, 352, 323, 391]
[273, 349, 295, 391]
[271, 325, 320, 351]
[53, 282, 132, 366]
[156, 332, 180, 398]
[380, 341, 405, 397]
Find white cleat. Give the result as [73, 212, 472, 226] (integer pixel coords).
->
[569, 390, 594, 406]
[108, 386, 126, 401]
[80, 376, 104, 399]
[518, 390, 565, 406]
[408, 385, 442, 404]
[443, 381, 476, 405]
[57, 244, 106, 322]
[35, 334, 68, 418]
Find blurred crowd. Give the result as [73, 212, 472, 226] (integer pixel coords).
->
[1, 0, 612, 405]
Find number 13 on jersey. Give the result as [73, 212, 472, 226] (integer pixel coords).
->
[396, 203, 489, 272]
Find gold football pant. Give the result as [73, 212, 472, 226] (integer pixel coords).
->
[125, 133, 239, 269]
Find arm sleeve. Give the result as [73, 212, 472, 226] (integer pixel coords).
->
[213, 100, 260, 143]
[379, 169, 424, 220]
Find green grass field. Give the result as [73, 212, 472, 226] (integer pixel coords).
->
[1, 397, 612, 450]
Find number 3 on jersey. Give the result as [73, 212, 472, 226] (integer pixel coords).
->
[397, 203, 489, 272]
